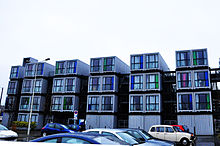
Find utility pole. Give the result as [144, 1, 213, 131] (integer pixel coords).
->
[0, 87, 3, 105]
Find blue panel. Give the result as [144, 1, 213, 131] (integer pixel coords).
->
[41, 63, 44, 75]
[111, 77, 114, 90]
[189, 94, 192, 110]
[16, 67, 19, 77]
[205, 71, 209, 86]
[140, 56, 143, 69]
[131, 76, 134, 89]
[74, 61, 77, 73]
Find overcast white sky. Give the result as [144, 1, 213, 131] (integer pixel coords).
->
[1, 0, 220, 105]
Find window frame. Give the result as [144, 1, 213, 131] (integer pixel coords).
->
[53, 78, 64, 93]
[146, 73, 159, 90]
[66, 60, 77, 74]
[10, 66, 19, 78]
[192, 49, 208, 66]
[102, 76, 115, 91]
[194, 70, 210, 88]
[146, 95, 160, 112]
[19, 96, 30, 110]
[25, 63, 35, 77]
[195, 92, 212, 111]
[101, 96, 114, 111]
[65, 78, 76, 93]
[90, 58, 102, 73]
[103, 57, 115, 72]
[63, 96, 74, 111]
[177, 93, 193, 112]
[176, 71, 192, 89]
[7, 81, 17, 94]
[55, 61, 66, 75]
[52, 96, 62, 111]
[130, 95, 143, 112]
[131, 55, 144, 70]
[89, 76, 101, 92]
[176, 51, 191, 67]
[22, 79, 32, 93]
[145, 54, 159, 69]
[130, 74, 143, 91]
[87, 96, 100, 112]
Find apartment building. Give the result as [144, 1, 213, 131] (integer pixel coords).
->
[86, 56, 130, 129]
[50, 59, 89, 125]
[128, 53, 169, 131]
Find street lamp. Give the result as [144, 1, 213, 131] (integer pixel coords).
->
[27, 58, 50, 141]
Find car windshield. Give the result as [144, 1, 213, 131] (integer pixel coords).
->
[182, 125, 188, 131]
[140, 130, 154, 140]
[116, 132, 139, 145]
[61, 124, 69, 129]
[0, 124, 8, 130]
[173, 126, 183, 132]
[93, 136, 128, 145]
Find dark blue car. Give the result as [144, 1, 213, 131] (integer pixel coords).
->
[41, 123, 75, 136]
[31, 133, 128, 145]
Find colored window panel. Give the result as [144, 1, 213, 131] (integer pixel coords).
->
[195, 71, 209, 87]
[101, 96, 113, 111]
[63, 97, 73, 110]
[130, 96, 143, 111]
[178, 94, 193, 111]
[102, 76, 114, 90]
[131, 55, 143, 70]
[131, 75, 143, 90]
[103, 57, 115, 71]
[195, 93, 211, 110]
[176, 51, 191, 67]
[177, 72, 191, 88]
[146, 74, 159, 89]
[193, 50, 208, 66]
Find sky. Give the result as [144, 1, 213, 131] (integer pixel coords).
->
[0, 0, 220, 105]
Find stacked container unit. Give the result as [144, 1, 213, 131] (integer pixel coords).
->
[17, 57, 54, 129]
[2, 65, 25, 127]
[129, 52, 169, 131]
[176, 48, 213, 135]
[51, 59, 89, 125]
[86, 56, 130, 129]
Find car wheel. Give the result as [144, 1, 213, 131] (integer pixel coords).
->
[180, 138, 189, 146]
[42, 132, 47, 137]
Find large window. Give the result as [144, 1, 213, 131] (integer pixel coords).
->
[146, 95, 159, 111]
[193, 50, 208, 66]
[55, 62, 65, 74]
[63, 97, 73, 110]
[102, 76, 114, 90]
[36, 63, 44, 75]
[103, 57, 115, 71]
[176, 51, 191, 67]
[22, 80, 32, 92]
[5, 96, 15, 110]
[52, 97, 62, 110]
[146, 54, 158, 69]
[131, 75, 143, 90]
[53, 79, 64, 92]
[194, 71, 209, 87]
[178, 94, 193, 111]
[31, 114, 38, 123]
[20, 97, 30, 110]
[146, 74, 159, 89]
[101, 96, 113, 111]
[10, 66, 19, 78]
[32, 97, 40, 110]
[131, 55, 143, 70]
[195, 93, 211, 110]
[8, 81, 17, 94]
[89, 77, 100, 91]
[34, 80, 42, 92]
[18, 114, 28, 122]
[65, 78, 75, 92]
[25, 64, 35, 76]
[130, 96, 143, 111]
[88, 96, 99, 111]
[177, 72, 192, 88]
[91, 59, 101, 72]
[66, 61, 77, 74]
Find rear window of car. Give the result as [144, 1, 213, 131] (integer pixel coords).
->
[156, 127, 164, 132]
[48, 124, 54, 128]
[165, 127, 174, 133]
[150, 127, 156, 132]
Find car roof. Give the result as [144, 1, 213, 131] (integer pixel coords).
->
[85, 128, 128, 133]
[150, 125, 173, 127]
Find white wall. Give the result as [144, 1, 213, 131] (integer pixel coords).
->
[86, 115, 117, 129]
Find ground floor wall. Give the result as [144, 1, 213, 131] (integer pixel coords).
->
[128, 115, 161, 132]
[86, 115, 117, 129]
[178, 114, 214, 135]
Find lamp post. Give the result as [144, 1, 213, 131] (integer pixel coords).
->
[0, 87, 3, 106]
[27, 58, 50, 141]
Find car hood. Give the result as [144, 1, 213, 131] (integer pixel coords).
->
[148, 139, 174, 145]
[0, 130, 18, 138]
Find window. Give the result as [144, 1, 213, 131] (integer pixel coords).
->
[31, 114, 38, 122]
[66, 61, 77, 74]
[130, 96, 143, 111]
[103, 57, 115, 71]
[146, 95, 159, 111]
[166, 127, 174, 133]
[102, 132, 118, 138]
[195, 93, 211, 110]
[156, 127, 164, 132]
[34, 80, 42, 92]
[177, 72, 192, 88]
[178, 94, 193, 110]
[146, 74, 159, 89]
[18, 114, 28, 122]
[43, 138, 58, 143]
[102, 77, 114, 90]
[55, 62, 65, 74]
[20, 97, 30, 110]
[61, 137, 90, 144]
[32, 97, 40, 110]
[89, 77, 100, 91]
[5, 96, 15, 110]
[101, 96, 113, 110]
[91, 59, 101, 72]
[150, 127, 156, 132]
[193, 50, 208, 66]
[131, 75, 143, 90]
[88, 96, 99, 111]
[26, 64, 35, 76]
[8, 81, 17, 94]
[53, 79, 64, 92]
[22, 80, 32, 92]
[195, 71, 209, 87]
[36, 63, 44, 75]
[65, 78, 75, 92]
[52, 97, 62, 110]
[146, 54, 158, 69]
[131, 55, 143, 70]
[10, 66, 19, 78]
[63, 97, 73, 110]
[176, 51, 191, 67]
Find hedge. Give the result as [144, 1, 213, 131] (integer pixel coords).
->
[12, 121, 37, 129]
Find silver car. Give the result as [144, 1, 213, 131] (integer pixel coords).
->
[0, 124, 18, 141]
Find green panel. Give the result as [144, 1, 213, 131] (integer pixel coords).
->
[207, 94, 210, 109]
[155, 74, 159, 89]
[155, 74, 158, 82]
[63, 98, 66, 110]
[103, 58, 107, 71]
[193, 51, 197, 65]
[55, 63, 59, 74]
[156, 83, 159, 89]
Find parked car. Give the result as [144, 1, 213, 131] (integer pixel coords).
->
[41, 123, 75, 136]
[123, 128, 175, 146]
[0, 124, 18, 140]
[148, 125, 195, 146]
[84, 128, 170, 146]
[171, 125, 189, 133]
[31, 133, 129, 145]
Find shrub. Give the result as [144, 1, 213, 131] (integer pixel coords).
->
[12, 121, 37, 129]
